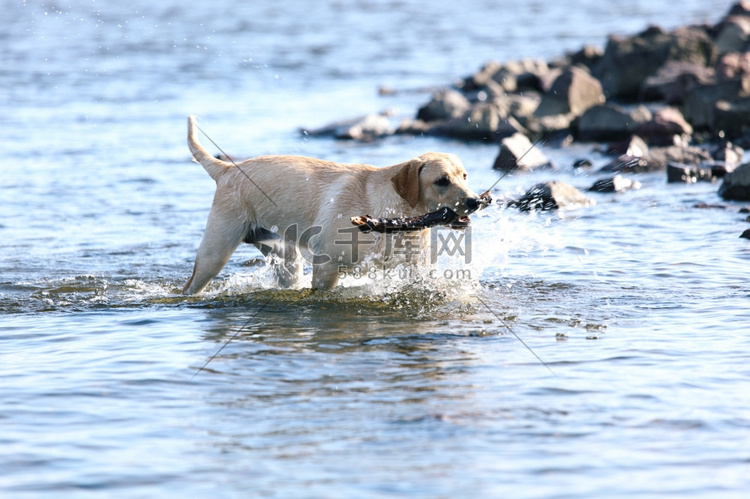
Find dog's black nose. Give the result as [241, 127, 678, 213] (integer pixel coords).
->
[466, 197, 482, 211]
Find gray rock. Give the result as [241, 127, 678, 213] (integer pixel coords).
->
[460, 60, 503, 91]
[682, 77, 750, 129]
[666, 161, 715, 183]
[534, 67, 605, 118]
[600, 155, 653, 173]
[577, 103, 652, 141]
[302, 112, 394, 141]
[633, 106, 694, 145]
[432, 102, 527, 141]
[416, 89, 471, 122]
[646, 145, 713, 169]
[719, 162, 750, 200]
[588, 175, 642, 193]
[601, 145, 712, 173]
[712, 141, 745, 166]
[714, 97, 750, 133]
[395, 118, 433, 135]
[596, 25, 718, 99]
[716, 52, 750, 81]
[727, 1, 750, 17]
[335, 114, 394, 140]
[493, 133, 551, 171]
[606, 135, 650, 157]
[640, 61, 716, 103]
[568, 45, 605, 71]
[525, 113, 577, 135]
[715, 16, 750, 53]
[515, 181, 594, 211]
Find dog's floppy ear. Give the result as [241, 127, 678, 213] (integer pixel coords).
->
[391, 159, 424, 208]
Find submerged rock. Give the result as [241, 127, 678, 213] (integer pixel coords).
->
[493, 133, 552, 171]
[515, 181, 594, 211]
[719, 162, 750, 200]
[600, 144, 713, 173]
[666, 161, 715, 183]
[302, 112, 394, 141]
[588, 175, 642, 193]
[606, 135, 650, 157]
[711, 141, 745, 167]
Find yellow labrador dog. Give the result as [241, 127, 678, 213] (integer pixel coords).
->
[183, 116, 483, 294]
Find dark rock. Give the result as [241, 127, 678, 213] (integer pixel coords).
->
[601, 154, 653, 173]
[525, 113, 577, 135]
[395, 118, 433, 135]
[727, 1, 750, 17]
[716, 52, 750, 81]
[711, 141, 745, 166]
[640, 61, 715, 103]
[633, 107, 693, 145]
[416, 90, 471, 122]
[666, 161, 714, 183]
[719, 162, 750, 200]
[741, 228, 750, 239]
[492, 59, 550, 93]
[588, 175, 642, 192]
[682, 77, 750, 130]
[460, 60, 503, 91]
[515, 181, 594, 211]
[302, 112, 394, 140]
[460, 58, 549, 94]
[568, 45, 605, 71]
[503, 93, 542, 121]
[493, 133, 552, 171]
[573, 158, 593, 168]
[606, 135, 649, 157]
[715, 16, 750, 53]
[577, 103, 651, 141]
[534, 66, 605, 118]
[602, 145, 712, 173]
[646, 145, 713, 169]
[714, 98, 750, 133]
[693, 203, 727, 209]
[596, 25, 718, 100]
[432, 102, 526, 141]
[709, 162, 740, 178]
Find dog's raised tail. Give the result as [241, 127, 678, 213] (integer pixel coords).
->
[187, 115, 232, 181]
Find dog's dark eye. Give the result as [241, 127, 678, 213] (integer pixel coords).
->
[463, 173, 468, 180]
[435, 177, 451, 187]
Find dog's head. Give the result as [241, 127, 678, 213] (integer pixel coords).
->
[391, 152, 483, 216]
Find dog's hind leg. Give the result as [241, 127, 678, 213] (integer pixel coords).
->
[183, 209, 246, 295]
[256, 238, 303, 288]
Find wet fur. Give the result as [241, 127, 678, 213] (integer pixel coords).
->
[183, 116, 481, 294]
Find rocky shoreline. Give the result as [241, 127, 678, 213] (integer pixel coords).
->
[303, 1, 750, 238]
